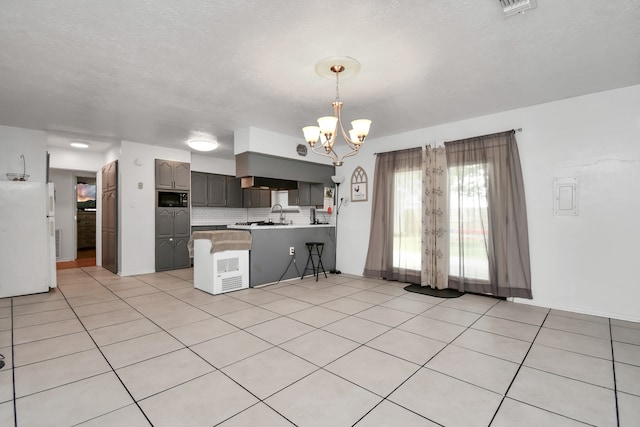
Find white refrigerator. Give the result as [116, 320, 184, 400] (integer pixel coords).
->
[0, 181, 56, 298]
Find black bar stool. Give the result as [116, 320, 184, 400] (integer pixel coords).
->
[302, 242, 327, 282]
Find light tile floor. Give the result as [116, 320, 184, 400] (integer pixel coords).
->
[1, 267, 639, 426]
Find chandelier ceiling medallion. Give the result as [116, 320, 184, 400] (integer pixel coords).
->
[302, 56, 371, 167]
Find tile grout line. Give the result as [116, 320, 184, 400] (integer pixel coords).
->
[609, 318, 620, 427]
[90, 270, 304, 425]
[211, 280, 432, 425]
[56, 276, 155, 427]
[486, 309, 550, 426]
[24, 270, 633, 425]
[483, 309, 606, 426]
[353, 295, 504, 427]
[10, 299, 17, 427]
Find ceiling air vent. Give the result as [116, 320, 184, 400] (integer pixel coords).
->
[499, 0, 537, 17]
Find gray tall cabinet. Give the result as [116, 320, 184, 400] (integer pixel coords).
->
[155, 159, 190, 190]
[101, 160, 118, 274]
[155, 159, 191, 271]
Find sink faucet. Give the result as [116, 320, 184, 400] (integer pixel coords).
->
[271, 204, 284, 223]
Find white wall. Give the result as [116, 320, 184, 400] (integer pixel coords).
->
[118, 140, 190, 276]
[47, 148, 107, 172]
[191, 154, 235, 175]
[234, 126, 334, 165]
[0, 125, 47, 183]
[49, 169, 76, 261]
[338, 84, 640, 321]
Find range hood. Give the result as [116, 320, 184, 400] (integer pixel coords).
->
[236, 152, 335, 190]
[240, 176, 297, 190]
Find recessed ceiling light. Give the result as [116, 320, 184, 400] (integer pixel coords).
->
[187, 139, 218, 152]
[70, 141, 89, 148]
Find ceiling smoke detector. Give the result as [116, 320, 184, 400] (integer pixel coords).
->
[499, 0, 537, 17]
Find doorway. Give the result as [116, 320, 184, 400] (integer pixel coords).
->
[76, 176, 97, 264]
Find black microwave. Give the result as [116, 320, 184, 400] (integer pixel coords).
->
[158, 191, 188, 207]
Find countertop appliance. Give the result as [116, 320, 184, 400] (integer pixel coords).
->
[0, 181, 56, 298]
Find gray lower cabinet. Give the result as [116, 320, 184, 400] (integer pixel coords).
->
[156, 237, 190, 272]
[156, 207, 190, 271]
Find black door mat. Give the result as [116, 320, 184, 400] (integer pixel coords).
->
[404, 284, 464, 298]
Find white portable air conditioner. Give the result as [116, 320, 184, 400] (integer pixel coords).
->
[194, 239, 249, 295]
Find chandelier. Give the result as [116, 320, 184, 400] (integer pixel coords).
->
[302, 57, 371, 166]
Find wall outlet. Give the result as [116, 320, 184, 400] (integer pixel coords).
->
[289, 246, 295, 256]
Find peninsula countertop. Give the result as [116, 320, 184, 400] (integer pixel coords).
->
[227, 223, 334, 230]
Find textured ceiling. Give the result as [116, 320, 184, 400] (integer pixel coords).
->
[1, 0, 639, 159]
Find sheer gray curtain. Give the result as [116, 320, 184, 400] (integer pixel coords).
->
[445, 130, 532, 298]
[421, 145, 449, 289]
[363, 147, 422, 283]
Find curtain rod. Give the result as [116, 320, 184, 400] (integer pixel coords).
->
[374, 128, 522, 155]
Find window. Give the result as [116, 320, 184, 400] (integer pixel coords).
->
[392, 168, 422, 271]
[448, 163, 489, 281]
[365, 131, 531, 298]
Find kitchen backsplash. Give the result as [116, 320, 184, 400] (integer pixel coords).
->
[191, 206, 335, 226]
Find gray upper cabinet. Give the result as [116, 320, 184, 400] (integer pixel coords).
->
[288, 189, 299, 206]
[191, 172, 243, 207]
[155, 159, 190, 190]
[226, 176, 243, 208]
[289, 182, 324, 206]
[207, 174, 226, 206]
[309, 183, 324, 206]
[191, 172, 208, 206]
[243, 189, 271, 208]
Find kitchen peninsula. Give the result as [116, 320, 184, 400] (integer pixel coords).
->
[227, 223, 335, 287]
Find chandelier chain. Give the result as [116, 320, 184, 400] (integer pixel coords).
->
[335, 71, 341, 102]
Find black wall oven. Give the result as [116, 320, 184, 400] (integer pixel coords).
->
[157, 191, 189, 207]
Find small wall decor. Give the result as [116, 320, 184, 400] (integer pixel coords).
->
[324, 186, 334, 199]
[350, 166, 368, 202]
[296, 144, 308, 157]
